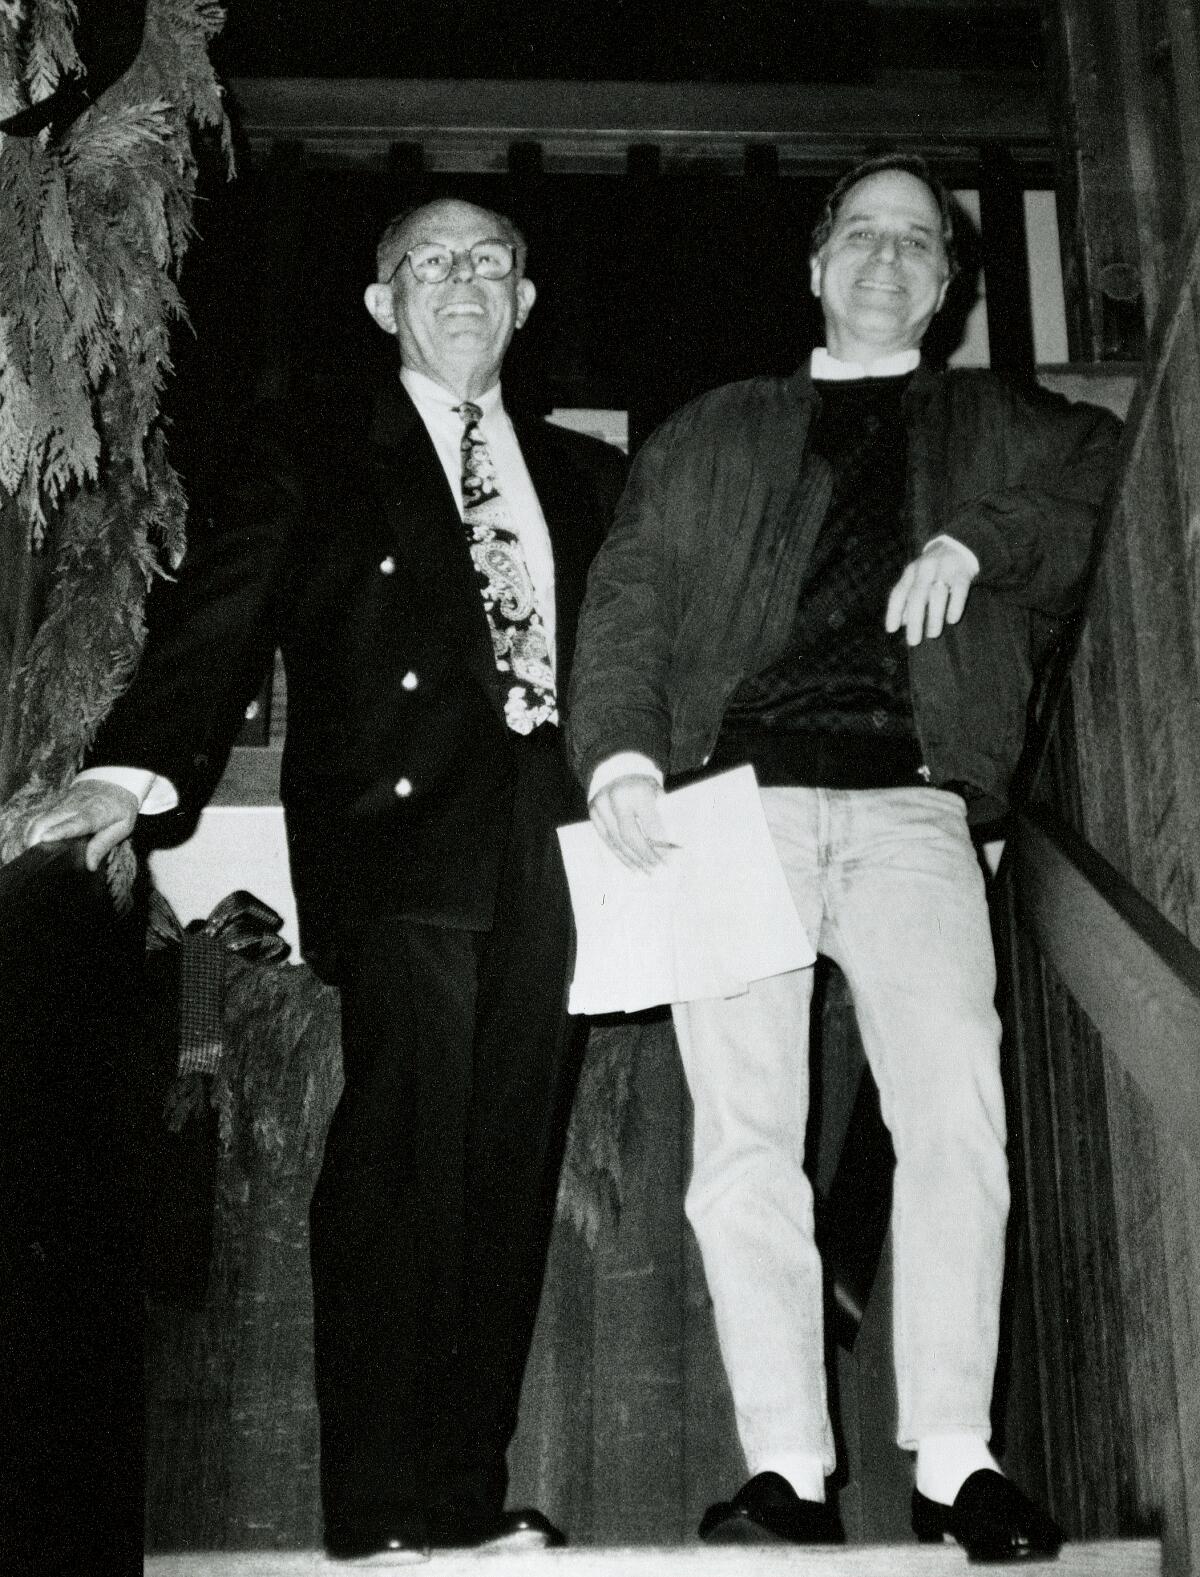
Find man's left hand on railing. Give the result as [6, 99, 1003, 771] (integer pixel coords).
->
[24, 780, 139, 872]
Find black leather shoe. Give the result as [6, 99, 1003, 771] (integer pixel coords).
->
[912, 1469, 1063, 1563]
[699, 1471, 844, 1545]
[481, 1507, 568, 1550]
[323, 1508, 429, 1563]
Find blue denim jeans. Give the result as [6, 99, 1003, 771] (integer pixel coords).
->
[672, 786, 1008, 1472]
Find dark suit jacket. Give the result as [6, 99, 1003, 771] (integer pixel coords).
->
[91, 379, 627, 974]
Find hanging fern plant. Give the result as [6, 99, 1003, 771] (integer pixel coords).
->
[0, 0, 229, 857]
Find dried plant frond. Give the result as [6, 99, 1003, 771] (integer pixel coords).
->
[0, 0, 230, 857]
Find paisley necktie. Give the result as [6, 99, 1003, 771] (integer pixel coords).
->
[456, 401, 558, 734]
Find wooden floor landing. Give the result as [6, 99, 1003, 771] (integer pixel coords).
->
[144, 1539, 1161, 1575]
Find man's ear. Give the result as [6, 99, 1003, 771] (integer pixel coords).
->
[515, 277, 536, 329]
[809, 254, 823, 300]
[364, 282, 398, 335]
[935, 275, 950, 315]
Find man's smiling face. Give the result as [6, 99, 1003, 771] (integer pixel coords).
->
[810, 169, 950, 364]
[365, 198, 535, 399]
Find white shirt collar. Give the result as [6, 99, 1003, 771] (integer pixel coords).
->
[810, 347, 921, 381]
[400, 365, 502, 416]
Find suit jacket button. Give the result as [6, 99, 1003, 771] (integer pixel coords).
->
[401, 670, 418, 690]
[394, 777, 413, 797]
[379, 555, 396, 575]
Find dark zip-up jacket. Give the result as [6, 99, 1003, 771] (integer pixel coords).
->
[567, 362, 1121, 824]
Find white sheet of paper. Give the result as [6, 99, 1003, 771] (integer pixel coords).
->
[558, 764, 816, 1015]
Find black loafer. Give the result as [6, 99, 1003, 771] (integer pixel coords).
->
[699, 1471, 844, 1545]
[912, 1469, 1063, 1563]
[482, 1507, 567, 1550]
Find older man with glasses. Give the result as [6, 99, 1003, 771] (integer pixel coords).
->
[26, 196, 627, 1562]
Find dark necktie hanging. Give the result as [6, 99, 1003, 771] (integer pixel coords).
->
[456, 401, 558, 734]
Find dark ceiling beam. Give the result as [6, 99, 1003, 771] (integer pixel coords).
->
[226, 75, 1053, 180]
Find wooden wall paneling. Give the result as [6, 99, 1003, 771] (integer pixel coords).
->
[1098, 1063, 1189, 1572]
[145, 1188, 242, 1549]
[1045, 0, 1149, 358]
[1167, 292, 1200, 556]
[816, 968, 871, 1540]
[1013, 7, 1200, 1572]
[846, 1237, 909, 1542]
[1164, 0, 1200, 215]
[994, 869, 1138, 1539]
[221, 1166, 322, 1548]
[1161, 297, 1200, 745]
[589, 1015, 687, 1543]
[1038, 968, 1095, 1526]
[1106, 0, 1175, 329]
[144, 1144, 324, 1551]
[1137, 0, 1193, 273]
[993, 879, 1047, 1505]
[508, 1193, 597, 1538]
[1158, 1144, 1200, 1575]
[680, 1202, 743, 1535]
[1135, 416, 1200, 934]
[812, 968, 911, 1543]
[1065, 575, 1128, 855]
[1071, 518, 1151, 878]
[1046, 983, 1129, 1534]
[1006, 917, 1083, 1524]
[676, 1002, 745, 1536]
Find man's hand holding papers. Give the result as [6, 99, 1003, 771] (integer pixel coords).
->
[558, 765, 815, 1015]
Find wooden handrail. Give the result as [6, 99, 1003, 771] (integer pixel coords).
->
[1012, 804, 1200, 1165]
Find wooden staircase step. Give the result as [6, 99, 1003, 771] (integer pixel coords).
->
[145, 1538, 1161, 1575]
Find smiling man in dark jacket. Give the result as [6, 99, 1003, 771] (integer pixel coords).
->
[568, 154, 1119, 1561]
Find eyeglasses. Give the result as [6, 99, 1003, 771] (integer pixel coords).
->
[391, 240, 518, 285]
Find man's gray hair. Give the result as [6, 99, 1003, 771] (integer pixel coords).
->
[374, 200, 529, 283]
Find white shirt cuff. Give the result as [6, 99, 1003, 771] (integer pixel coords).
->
[925, 534, 980, 578]
[76, 766, 179, 815]
[588, 752, 664, 803]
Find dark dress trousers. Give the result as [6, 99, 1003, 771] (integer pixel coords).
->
[90, 379, 627, 1539]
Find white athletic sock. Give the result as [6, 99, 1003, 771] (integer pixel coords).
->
[915, 1432, 1002, 1505]
[748, 1451, 827, 1503]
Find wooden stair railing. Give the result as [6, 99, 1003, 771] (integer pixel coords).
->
[1011, 805, 1200, 1169]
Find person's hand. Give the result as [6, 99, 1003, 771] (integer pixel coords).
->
[23, 780, 139, 871]
[588, 774, 678, 873]
[886, 537, 978, 646]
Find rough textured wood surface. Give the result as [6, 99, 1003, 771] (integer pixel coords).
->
[1006, 9, 1200, 1574]
[145, 975, 920, 1554]
[1045, 0, 1200, 356]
